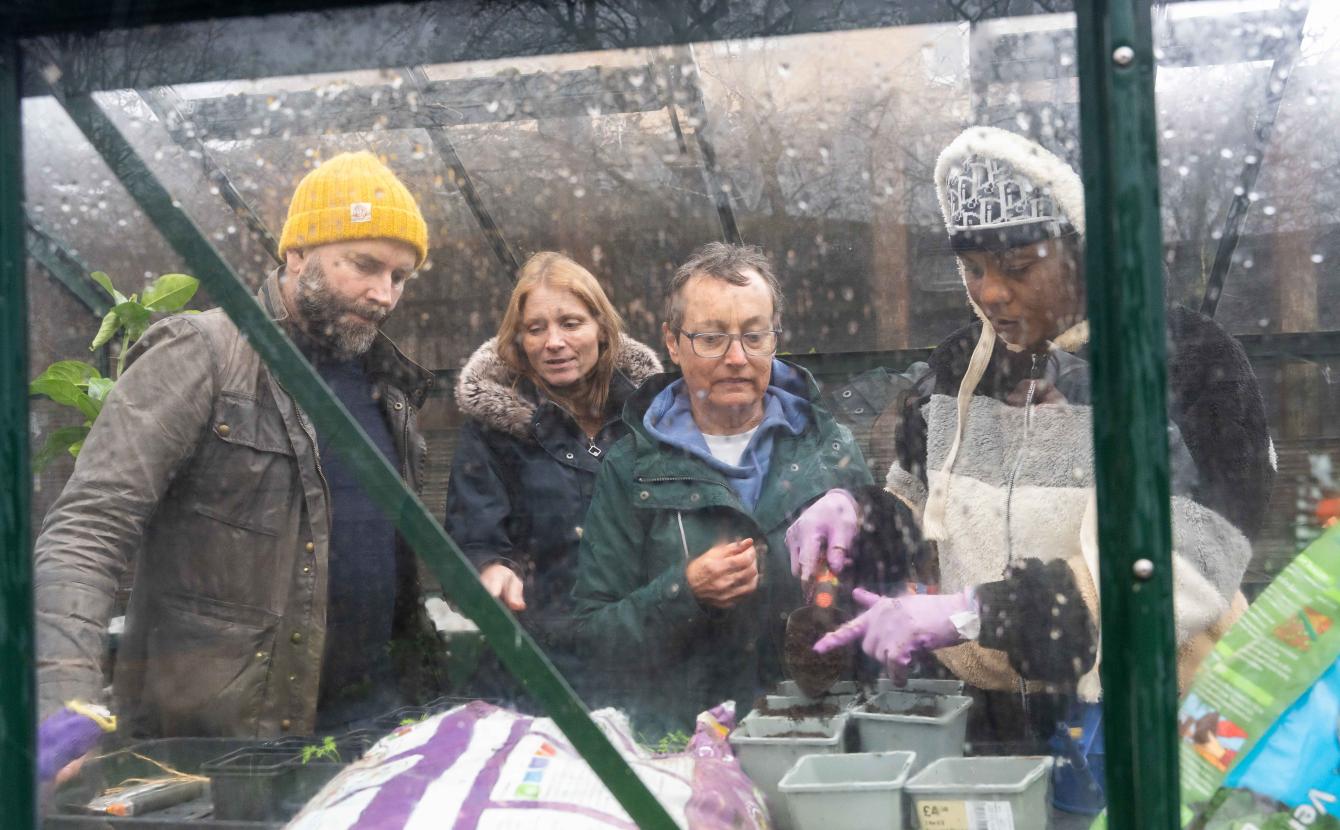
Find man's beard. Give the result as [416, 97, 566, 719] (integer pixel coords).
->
[292, 256, 389, 361]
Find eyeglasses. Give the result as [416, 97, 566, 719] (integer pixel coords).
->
[678, 329, 781, 359]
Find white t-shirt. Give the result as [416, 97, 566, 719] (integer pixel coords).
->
[702, 426, 759, 468]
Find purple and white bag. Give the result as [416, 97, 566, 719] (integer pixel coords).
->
[287, 701, 769, 829]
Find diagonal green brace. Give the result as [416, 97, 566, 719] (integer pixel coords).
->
[26, 218, 111, 317]
[0, 32, 38, 828]
[51, 88, 679, 829]
[1076, 1, 1180, 828]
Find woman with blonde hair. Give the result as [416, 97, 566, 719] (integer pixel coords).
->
[445, 252, 660, 696]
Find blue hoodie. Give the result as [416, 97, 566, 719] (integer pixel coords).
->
[642, 360, 813, 509]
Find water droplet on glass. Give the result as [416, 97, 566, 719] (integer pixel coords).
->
[1177, 165, 1190, 177]
[1311, 254, 1325, 264]
[1262, 206, 1276, 216]
[1220, 148, 1233, 159]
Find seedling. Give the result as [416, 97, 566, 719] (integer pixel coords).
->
[638, 729, 691, 755]
[300, 736, 341, 765]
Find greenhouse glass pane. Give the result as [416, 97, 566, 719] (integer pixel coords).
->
[14, 5, 1160, 829]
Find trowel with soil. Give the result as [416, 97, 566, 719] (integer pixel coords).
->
[783, 560, 855, 698]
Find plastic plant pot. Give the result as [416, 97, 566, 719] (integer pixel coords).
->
[778, 751, 917, 830]
[272, 731, 380, 814]
[875, 677, 966, 697]
[774, 679, 861, 702]
[202, 745, 299, 822]
[729, 711, 848, 830]
[904, 756, 1055, 830]
[850, 691, 972, 773]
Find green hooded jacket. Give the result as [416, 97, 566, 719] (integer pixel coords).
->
[570, 362, 872, 735]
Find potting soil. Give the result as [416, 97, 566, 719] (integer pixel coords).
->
[864, 697, 941, 718]
[751, 696, 840, 720]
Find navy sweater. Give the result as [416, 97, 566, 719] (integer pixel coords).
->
[313, 356, 400, 729]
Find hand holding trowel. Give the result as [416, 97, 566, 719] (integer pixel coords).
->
[783, 490, 861, 697]
[784, 558, 856, 697]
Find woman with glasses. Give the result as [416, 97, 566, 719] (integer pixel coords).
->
[445, 252, 660, 702]
[569, 242, 889, 736]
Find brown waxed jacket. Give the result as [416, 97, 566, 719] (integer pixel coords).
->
[33, 271, 443, 738]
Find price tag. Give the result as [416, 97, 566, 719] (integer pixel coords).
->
[918, 800, 968, 829]
[916, 799, 1015, 830]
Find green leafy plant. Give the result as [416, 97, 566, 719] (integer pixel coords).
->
[300, 736, 341, 765]
[29, 271, 199, 471]
[638, 729, 692, 755]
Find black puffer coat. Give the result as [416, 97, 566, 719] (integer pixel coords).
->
[444, 336, 661, 663]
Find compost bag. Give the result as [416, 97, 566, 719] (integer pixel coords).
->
[286, 701, 767, 829]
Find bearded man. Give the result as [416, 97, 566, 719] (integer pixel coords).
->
[33, 152, 445, 763]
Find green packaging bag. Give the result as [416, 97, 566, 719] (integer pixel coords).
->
[1094, 525, 1340, 828]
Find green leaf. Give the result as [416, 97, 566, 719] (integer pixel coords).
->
[31, 425, 90, 472]
[69, 438, 85, 457]
[89, 308, 121, 351]
[90, 271, 127, 304]
[72, 392, 100, 422]
[83, 377, 115, 403]
[142, 273, 199, 312]
[31, 361, 101, 405]
[112, 301, 152, 343]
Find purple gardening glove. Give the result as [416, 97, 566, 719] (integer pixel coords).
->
[38, 702, 115, 784]
[813, 587, 977, 685]
[786, 489, 860, 581]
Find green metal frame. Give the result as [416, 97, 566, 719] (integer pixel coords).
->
[1, 31, 37, 830]
[3, 3, 1195, 828]
[25, 218, 111, 317]
[1077, 2, 1180, 827]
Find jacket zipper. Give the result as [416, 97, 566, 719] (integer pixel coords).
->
[1002, 352, 1042, 574]
[636, 475, 733, 489]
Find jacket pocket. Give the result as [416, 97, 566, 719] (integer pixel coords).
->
[187, 393, 298, 537]
[143, 592, 280, 737]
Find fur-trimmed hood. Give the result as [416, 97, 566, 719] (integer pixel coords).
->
[455, 335, 662, 440]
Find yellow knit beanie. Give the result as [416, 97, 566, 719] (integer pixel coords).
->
[279, 151, 429, 267]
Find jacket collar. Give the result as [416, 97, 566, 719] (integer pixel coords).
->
[259, 268, 434, 408]
[621, 360, 857, 527]
[454, 335, 663, 441]
[622, 359, 831, 470]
